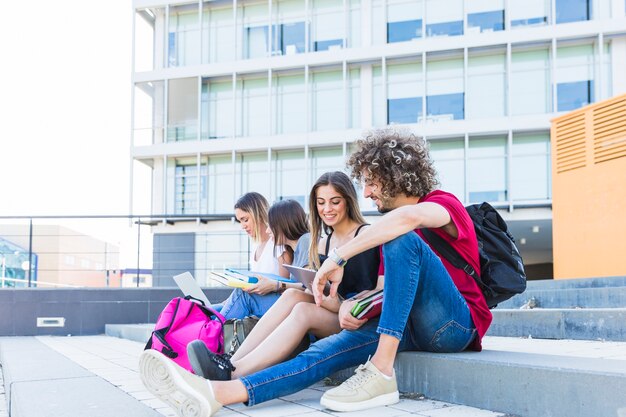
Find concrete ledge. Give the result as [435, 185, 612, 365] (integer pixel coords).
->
[0, 337, 160, 417]
[526, 276, 626, 290]
[489, 308, 626, 341]
[393, 349, 626, 417]
[106, 323, 154, 344]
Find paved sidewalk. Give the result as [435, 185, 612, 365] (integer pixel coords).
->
[18, 335, 510, 417]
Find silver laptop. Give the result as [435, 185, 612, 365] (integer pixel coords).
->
[173, 272, 212, 307]
[283, 265, 330, 296]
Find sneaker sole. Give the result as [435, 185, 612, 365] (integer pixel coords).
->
[139, 350, 213, 417]
[320, 390, 400, 412]
[187, 342, 209, 379]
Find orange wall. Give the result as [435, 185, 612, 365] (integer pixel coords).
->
[551, 94, 626, 279]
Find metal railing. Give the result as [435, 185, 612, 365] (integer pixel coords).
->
[0, 214, 249, 289]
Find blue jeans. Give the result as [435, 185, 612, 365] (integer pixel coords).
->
[240, 231, 475, 405]
[219, 289, 280, 320]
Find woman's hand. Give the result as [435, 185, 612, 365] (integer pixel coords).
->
[338, 299, 368, 330]
[244, 275, 277, 295]
[312, 258, 344, 306]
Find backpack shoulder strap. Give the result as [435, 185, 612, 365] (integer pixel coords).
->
[420, 228, 483, 287]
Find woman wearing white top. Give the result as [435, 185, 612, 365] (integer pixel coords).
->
[220, 193, 307, 319]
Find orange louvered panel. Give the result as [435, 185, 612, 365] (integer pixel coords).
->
[593, 97, 626, 164]
[554, 113, 586, 173]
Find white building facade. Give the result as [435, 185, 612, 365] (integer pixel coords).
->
[131, 0, 626, 284]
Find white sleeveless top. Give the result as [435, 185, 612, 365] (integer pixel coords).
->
[250, 238, 282, 274]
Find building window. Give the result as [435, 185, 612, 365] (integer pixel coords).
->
[348, 68, 361, 128]
[237, 76, 270, 137]
[467, 50, 506, 119]
[387, 0, 423, 43]
[467, 0, 504, 33]
[169, 5, 200, 67]
[311, 0, 344, 52]
[468, 136, 507, 203]
[243, 3, 269, 59]
[274, 150, 306, 205]
[556, 0, 590, 23]
[310, 147, 344, 186]
[207, 155, 234, 214]
[425, 0, 463, 37]
[272, 0, 306, 56]
[511, 47, 551, 115]
[311, 69, 344, 131]
[387, 61, 423, 124]
[173, 158, 206, 215]
[168, 78, 198, 142]
[429, 139, 465, 202]
[203, 5, 235, 63]
[511, 133, 551, 201]
[373, 65, 386, 127]
[134, 81, 165, 146]
[236, 152, 270, 200]
[273, 73, 306, 134]
[556, 44, 595, 112]
[426, 56, 464, 120]
[202, 78, 233, 140]
[510, 0, 549, 27]
[348, 0, 361, 48]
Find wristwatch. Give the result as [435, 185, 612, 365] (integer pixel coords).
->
[328, 248, 348, 267]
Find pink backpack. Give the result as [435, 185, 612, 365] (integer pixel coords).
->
[145, 296, 225, 372]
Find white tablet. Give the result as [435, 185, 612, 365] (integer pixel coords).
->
[173, 272, 212, 307]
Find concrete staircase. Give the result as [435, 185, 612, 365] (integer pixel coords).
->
[107, 277, 626, 417]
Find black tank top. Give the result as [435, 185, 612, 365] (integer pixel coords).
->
[319, 224, 380, 298]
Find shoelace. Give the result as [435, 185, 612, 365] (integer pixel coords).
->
[211, 353, 236, 371]
[343, 364, 375, 390]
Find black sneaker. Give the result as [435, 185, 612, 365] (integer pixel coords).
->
[187, 340, 236, 380]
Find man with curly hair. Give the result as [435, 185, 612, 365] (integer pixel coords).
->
[312, 128, 492, 412]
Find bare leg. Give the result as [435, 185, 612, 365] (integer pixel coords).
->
[212, 379, 248, 405]
[232, 302, 341, 378]
[232, 289, 312, 361]
[370, 334, 400, 376]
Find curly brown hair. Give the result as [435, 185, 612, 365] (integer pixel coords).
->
[347, 128, 439, 199]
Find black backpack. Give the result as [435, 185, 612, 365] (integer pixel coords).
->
[421, 202, 527, 308]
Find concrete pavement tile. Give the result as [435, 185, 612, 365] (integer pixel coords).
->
[323, 405, 411, 417]
[239, 398, 315, 417]
[388, 398, 450, 413]
[414, 404, 507, 417]
[280, 388, 324, 410]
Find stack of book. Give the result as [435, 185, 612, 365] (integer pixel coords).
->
[350, 289, 383, 320]
[210, 268, 295, 289]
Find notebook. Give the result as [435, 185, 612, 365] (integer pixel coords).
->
[173, 272, 212, 307]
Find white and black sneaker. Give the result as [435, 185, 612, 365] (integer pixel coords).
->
[187, 340, 236, 380]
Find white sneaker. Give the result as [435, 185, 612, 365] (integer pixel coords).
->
[321, 361, 399, 412]
[139, 349, 222, 417]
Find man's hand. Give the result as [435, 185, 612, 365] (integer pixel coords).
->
[312, 258, 344, 306]
[244, 275, 277, 295]
[338, 299, 368, 330]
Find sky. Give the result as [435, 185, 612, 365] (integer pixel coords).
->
[0, 1, 149, 266]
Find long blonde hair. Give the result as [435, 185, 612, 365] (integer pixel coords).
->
[234, 192, 269, 244]
[308, 171, 366, 269]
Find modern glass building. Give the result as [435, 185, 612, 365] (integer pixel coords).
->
[131, 0, 626, 284]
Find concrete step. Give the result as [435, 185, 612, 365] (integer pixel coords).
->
[497, 286, 626, 309]
[525, 275, 626, 290]
[106, 323, 153, 344]
[488, 308, 626, 341]
[331, 336, 626, 417]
